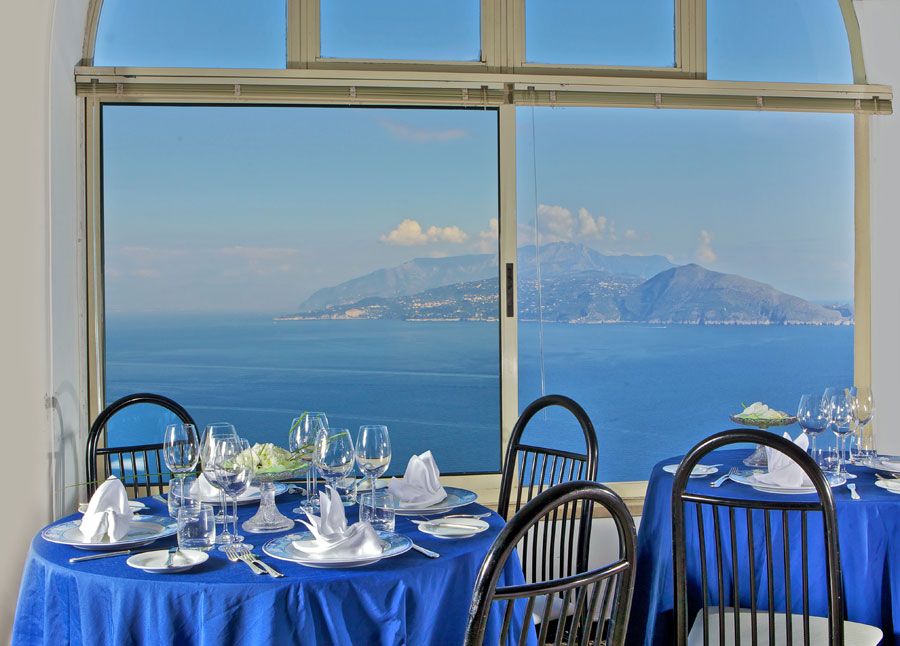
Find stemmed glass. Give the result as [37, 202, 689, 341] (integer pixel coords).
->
[289, 412, 329, 514]
[826, 390, 855, 479]
[797, 394, 828, 466]
[213, 437, 256, 554]
[163, 423, 201, 480]
[850, 386, 876, 463]
[355, 425, 391, 522]
[314, 428, 355, 504]
[201, 423, 239, 530]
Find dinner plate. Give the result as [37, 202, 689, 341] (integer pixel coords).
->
[196, 482, 288, 506]
[126, 548, 208, 573]
[870, 456, 900, 474]
[262, 530, 412, 568]
[874, 480, 900, 494]
[417, 517, 489, 539]
[662, 464, 719, 478]
[730, 472, 846, 495]
[41, 515, 178, 550]
[380, 486, 478, 516]
[78, 500, 147, 514]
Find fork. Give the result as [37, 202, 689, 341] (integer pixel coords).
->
[224, 545, 263, 575]
[242, 552, 284, 578]
[710, 467, 739, 488]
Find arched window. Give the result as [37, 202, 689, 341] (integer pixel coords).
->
[80, 0, 890, 490]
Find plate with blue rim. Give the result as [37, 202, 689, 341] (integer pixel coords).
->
[41, 515, 177, 550]
[262, 530, 412, 568]
[374, 486, 478, 516]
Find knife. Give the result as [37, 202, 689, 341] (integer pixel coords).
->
[69, 547, 165, 563]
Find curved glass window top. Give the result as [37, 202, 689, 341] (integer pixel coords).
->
[94, 0, 286, 68]
[708, 0, 853, 83]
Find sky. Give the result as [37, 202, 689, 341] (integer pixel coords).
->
[97, 1, 856, 313]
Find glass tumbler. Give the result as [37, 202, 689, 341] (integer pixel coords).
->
[360, 490, 396, 532]
[168, 476, 197, 518]
[177, 501, 217, 551]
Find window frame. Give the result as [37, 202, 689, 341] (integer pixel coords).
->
[79, 0, 888, 509]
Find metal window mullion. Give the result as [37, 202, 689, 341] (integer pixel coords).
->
[854, 113, 872, 390]
[302, 0, 320, 65]
[287, 0, 302, 68]
[85, 96, 105, 426]
[676, 0, 707, 79]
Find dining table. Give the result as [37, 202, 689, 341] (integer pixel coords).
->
[12, 492, 531, 645]
[627, 449, 900, 645]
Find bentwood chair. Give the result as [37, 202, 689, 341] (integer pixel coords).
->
[86, 392, 197, 498]
[465, 481, 637, 646]
[672, 429, 882, 646]
[497, 394, 599, 583]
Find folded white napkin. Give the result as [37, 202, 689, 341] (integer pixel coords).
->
[751, 432, 812, 489]
[294, 487, 383, 559]
[79, 476, 131, 542]
[387, 450, 448, 508]
[191, 474, 259, 501]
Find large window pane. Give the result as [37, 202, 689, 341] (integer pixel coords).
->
[321, 0, 481, 61]
[526, 0, 675, 67]
[708, 0, 853, 83]
[102, 106, 500, 475]
[517, 107, 854, 482]
[94, 0, 286, 68]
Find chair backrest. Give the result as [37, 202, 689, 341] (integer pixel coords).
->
[465, 481, 637, 646]
[85, 392, 197, 498]
[497, 394, 599, 581]
[672, 429, 844, 646]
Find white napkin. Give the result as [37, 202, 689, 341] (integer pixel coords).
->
[191, 474, 259, 501]
[751, 432, 812, 489]
[294, 487, 383, 559]
[387, 450, 448, 508]
[79, 476, 131, 542]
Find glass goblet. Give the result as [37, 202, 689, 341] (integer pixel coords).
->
[355, 425, 391, 524]
[213, 437, 256, 554]
[314, 428, 355, 505]
[289, 411, 328, 514]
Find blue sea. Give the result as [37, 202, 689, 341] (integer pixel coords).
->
[105, 315, 852, 482]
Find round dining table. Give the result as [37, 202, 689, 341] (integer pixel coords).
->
[627, 449, 900, 645]
[13, 492, 530, 645]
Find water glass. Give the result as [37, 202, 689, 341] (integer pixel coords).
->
[356, 424, 391, 520]
[359, 490, 396, 532]
[167, 476, 197, 518]
[177, 501, 216, 551]
[314, 428, 355, 492]
[289, 411, 329, 514]
[797, 394, 828, 467]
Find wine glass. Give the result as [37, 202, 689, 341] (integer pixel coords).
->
[827, 390, 855, 479]
[213, 437, 256, 554]
[163, 423, 200, 480]
[202, 423, 239, 529]
[355, 425, 391, 522]
[314, 428, 355, 501]
[850, 386, 876, 463]
[289, 412, 329, 513]
[797, 394, 827, 466]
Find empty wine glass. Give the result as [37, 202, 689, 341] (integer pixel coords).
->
[314, 428, 355, 502]
[355, 425, 391, 523]
[850, 386, 876, 463]
[797, 394, 828, 466]
[202, 423, 239, 529]
[289, 412, 328, 514]
[164, 423, 200, 480]
[213, 437, 256, 554]
[827, 390, 855, 479]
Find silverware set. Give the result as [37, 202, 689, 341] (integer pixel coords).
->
[223, 545, 284, 577]
[710, 467, 739, 488]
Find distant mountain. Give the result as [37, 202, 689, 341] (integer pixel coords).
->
[518, 271, 641, 322]
[298, 242, 674, 312]
[619, 264, 844, 325]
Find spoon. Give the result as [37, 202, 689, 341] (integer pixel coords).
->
[847, 483, 860, 501]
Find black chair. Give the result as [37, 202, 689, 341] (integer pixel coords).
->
[672, 429, 881, 646]
[465, 481, 637, 646]
[85, 392, 197, 498]
[497, 394, 599, 583]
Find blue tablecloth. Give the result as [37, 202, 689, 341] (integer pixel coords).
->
[627, 449, 900, 645]
[13, 493, 530, 645]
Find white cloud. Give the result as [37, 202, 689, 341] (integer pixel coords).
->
[624, 229, 638, 240]
[380, 120, 469, 143]
[380, 219, 469, 246]
[696, 230, 717, 264]
[534, 204, 612, 243]
[476, 218, 499, 252]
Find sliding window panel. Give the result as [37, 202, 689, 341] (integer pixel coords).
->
[101, 105, 501, 475]
[517, 106, 854, 482]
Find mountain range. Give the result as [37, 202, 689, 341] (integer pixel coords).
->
[281, 242, 848, 326]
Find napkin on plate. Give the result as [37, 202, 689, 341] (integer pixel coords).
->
[294, 486, 383, 559]
[79, 476, 131, 542]
[751, 432, 812, 489]
[191, 474, 259, 501]
[387, 450, 447, 508]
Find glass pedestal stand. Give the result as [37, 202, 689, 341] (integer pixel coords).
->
[730, 415, 799, 468]
[242, 474, 296, 534]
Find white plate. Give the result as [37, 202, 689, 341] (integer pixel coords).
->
[874, 480, 900, 494]
[417, 518, 489, 539]
[41, 515, 178, 550]
[870, 456, 900, 473]
[263, 530, 412, 568]
[78, 500, 147, 514]
[730, 472, 846, 495]
[196, 482, 289, 506]
[382, 486, 478, 516]
[662, 464, 719, 478]
[126, 548, 208, 573]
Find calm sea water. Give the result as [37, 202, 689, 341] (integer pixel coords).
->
[105, 315, 852, 481]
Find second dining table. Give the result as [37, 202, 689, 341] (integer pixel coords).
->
[628, 449, 900, 645]
[13, 492, 531, 645]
